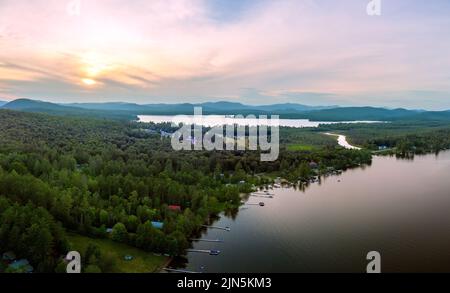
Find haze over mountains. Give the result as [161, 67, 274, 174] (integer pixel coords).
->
[2, 98, 450, 122]
[67, 101, 334, 114]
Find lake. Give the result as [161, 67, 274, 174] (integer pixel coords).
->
[171, 151, 450, 272]
[138, 115, 381, 128]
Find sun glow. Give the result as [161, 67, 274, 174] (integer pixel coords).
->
[81, 52, 116, 78]
[82, 78, 97, 86]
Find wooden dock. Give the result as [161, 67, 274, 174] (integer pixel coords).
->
[250, 193, 274, 198]
[186, 249, 211, 254]
[246, 202, 265, 206]
[190, 238, 223, 243]
[186, 249, 221, 255]
[201, 225, 231, 231]
[252, 192, 275, 196]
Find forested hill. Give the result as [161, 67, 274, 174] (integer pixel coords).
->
[301, 107, 450, 121]
[1, 99, 136, 120]
[299, 107, 414, 121]
[3, 98, 450, 122]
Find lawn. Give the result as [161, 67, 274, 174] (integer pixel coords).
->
[286, 144, 316, 151]
[67, 233, 170, 273]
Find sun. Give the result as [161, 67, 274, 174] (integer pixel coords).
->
[82, 78, 97, 86]
[78, 52, 115, 87]
[81, 52, 115, 77]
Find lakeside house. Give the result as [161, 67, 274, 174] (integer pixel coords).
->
[151, 221, 164, 229]
[168, 205, 181, 212]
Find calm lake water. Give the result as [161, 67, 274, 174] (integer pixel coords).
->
[138, 115, 381, 128]
[172, 151, 450, 272]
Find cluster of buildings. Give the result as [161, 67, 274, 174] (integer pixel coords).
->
[141, 128, 174, 139]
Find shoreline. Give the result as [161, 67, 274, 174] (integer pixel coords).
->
[157, 257, 174, 273]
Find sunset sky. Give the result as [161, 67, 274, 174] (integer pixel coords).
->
[0, 0, 449, 109]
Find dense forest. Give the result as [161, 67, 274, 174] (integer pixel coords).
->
[0, 109, 373, 272]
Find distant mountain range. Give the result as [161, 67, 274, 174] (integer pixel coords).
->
[1, 98, 450, 122]
[0, 101, 7, 107]
[67, 101, 335, 114]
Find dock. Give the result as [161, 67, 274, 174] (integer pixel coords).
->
[190, 238, 223, 243]
[246, 202, 266, 206]
[252, 192, 275, 196]
[250, 193, 273, 198]
[201, 225, 231, 231]
[164, 268, 202, 273]
[186, 249, 221, 255]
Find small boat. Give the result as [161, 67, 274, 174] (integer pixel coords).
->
[209, 250, 221, 256]
[259, 202, 265, 206]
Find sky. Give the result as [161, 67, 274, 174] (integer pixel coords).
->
[0, 0, 450, 109]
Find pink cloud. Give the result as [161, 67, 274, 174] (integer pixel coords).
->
[0, 0, 449, 108]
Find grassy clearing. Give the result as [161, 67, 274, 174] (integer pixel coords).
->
[67, 233, 169, 273]
[286, 144, 316, 151]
